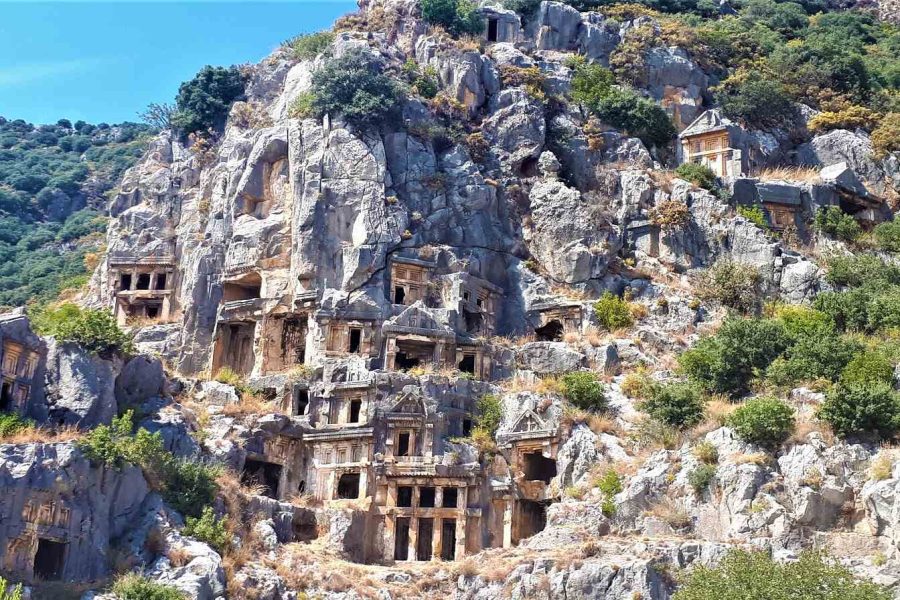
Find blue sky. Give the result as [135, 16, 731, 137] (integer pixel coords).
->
[0, 1, 356, 125]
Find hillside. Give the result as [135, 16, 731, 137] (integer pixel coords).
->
[0, 0, 899, 598]
[0, 117, 152, 307]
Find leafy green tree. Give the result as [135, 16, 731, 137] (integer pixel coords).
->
[593, 292, 634, 331]
[172, 65, 246, 134]
[474, 393, 503, 438]
[716, 73, 797, 129]
[693, 259, 762, 314]
[674, 549, 892, 600]
[727, 396, 795, 446]
[309, 49, 404, 128]
[819, 382, 900, 438]
[639, 383, 705, 429]
[815, 207, 863, 243]
[873, 220, 900, 252]
[840, 350, 895, 386]
[0, 576, 22, 600]
[31, 303, 133, 355]
[826, 254, 900, 288]
[675, 163, 717, 190]
[765, 331, 861, 386]
[688, 463, 717, 493]
[420, 0, 483, 36]
[184, 507, 231, 553]
[561, 372, 607, 412]
[112, 574, 185, 600]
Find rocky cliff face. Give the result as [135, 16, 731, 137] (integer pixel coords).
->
[2, 0, 900, 598]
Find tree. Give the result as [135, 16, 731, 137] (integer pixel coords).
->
[593, 292, 634, 331]
[309, 49, 404, 128]
[139, 103, 175, 130]
[693, 259, 762, 314]
[561, 372, 607, 412]
[420, 0, 483, 36]
[675, 549, 892, 600]
[727, 396, 795, 446]
[172, 66, 246, 135]
[715, 72, 797, 129]
[639, 383, 705, 429]
[818, 382, 900, 439]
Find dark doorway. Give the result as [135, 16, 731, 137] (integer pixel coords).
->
[396, 352, 421, 370]
[397, 432, 411, 457]
[349, 399, 362, 423]
[398, 486, 413, 507]
[487, 18, 498, 42]
[349, 328, 362, 353]
[145, 304, 160, 319]
[463, 310, 483, 334]
[535, 320, 564, 341]
[136, 273, 151, 290]
[462, 419, 472, 437]
[440, 519, 456, 560]
[0, 380, 13, 411]
[242, 459, 282, 498]
[516, 500, 548, 541]
[293, 389, 309, 416]
[419, 487, 436, 508]
[441, 487, 458, 508]
[522, 452, 557, 484]
[395, 517, 411, 560]
[155, 273, 167, 290]
[337, 473, 361, 499]
[33, 539, 66, 580]
[416, 518, 434, 561]
[519, 156, 539, 177]
[394, 286, 406, 305]
[120, 273, 132, 290]
[458, 354, 475, 374]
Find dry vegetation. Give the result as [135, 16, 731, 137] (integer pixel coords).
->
[756, 166, 823, 184]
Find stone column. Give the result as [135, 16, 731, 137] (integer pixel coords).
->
[408, 516, 419, 561]
[503, 498, 513, 548]
[434, 487, 443, 509]
[383, 514, 395, 562]
[455, 515, 466, 560]
[432, 517, 442, 560]
[433, 342, 444, 369]
[358, 469, 368, 500]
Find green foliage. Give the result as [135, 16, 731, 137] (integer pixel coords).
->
[183, 506, 231, 553]
[871, 113, 900, 157]
[715, 73, 797, 129]
[309, 49, 404, 128]
[79, 411, 220, 518]
[818, 382, 900, 438]
[737, 204, 768, 229]
[772, 304, 834, 341]
[815, 207, 863, 243]
[873, 220, 900, 253]
[420, 0, 483, 36]
[172, 65, 246, 134]
[502, 0, 542, 16]
[680, 317, 789, 397]
[674, 549, 892, 600]
[0, 577, 22, 600]
[765, 331, 862, 386]
[0, 412, 32, 439]
[284, 30, 334, 61]
[840, 350, 895, 386]
[675, 163, 717, 190]
[639, 383, 705, 429]
[593, 292, 634, 331]
[826, 254, 900, 288]
[404, 60, 441, 99]
[0, 117, 150, 307]
[688, 463, 717, 493]
[727, 396, 795, 446]
[560, 372, 607, 412]
[111, 574, 185, 600]
[31, 303, 133, 355]
[595, 468, 623, 517]
[474, 393, 503, 438]
[693, 259, 762, 314]
[288, 93, 316, 120]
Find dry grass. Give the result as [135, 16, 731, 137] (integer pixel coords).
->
[221, 392, 278, 417]
[549, 285, 591, 301]
[788, 417, 835, 446]
[500, 374, 561, 395]
[645, 498, 692, 529]
[756, 166, 822, 184]
[562, 405, 621, 436]
[168, 546, 193, 567]
[2, 424, 82, 444]
[729, 452, 772, 466]
[870, 450, 896, 481]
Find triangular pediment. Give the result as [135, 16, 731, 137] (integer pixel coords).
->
[384, 302, 453, 335]
[512, 409, 546, 433]
[390, 391, 427, 416]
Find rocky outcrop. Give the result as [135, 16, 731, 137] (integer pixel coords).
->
[43, 339, 122, 428]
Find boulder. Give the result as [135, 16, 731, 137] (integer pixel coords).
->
[43, 339, 122, 428]
[516, 342, 586, 374]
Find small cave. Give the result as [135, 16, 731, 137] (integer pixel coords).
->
[394, 286, 406, 305]
[522, 452, 557, 484]
[349, 399, 362, 423]
[535, 320, 564, 342]
[487, 18, 499, 42]
[416, 517, 434, 560]
[440, 519, 457, 560]
[458, 354, 476, 374]
[1, 380, 13, 411]
[516, 499, 549, 541]
[293, 388, 309, 416]
[292, 511, 318, 543]
[518, 156, 539, 178]
[337, 472, 361, 499]
[242, 459, 282, 499]
[348, 328, 362, 354]
[33, 538, 66, 580]
[463, 310, 483, 334]
[154, 273, 167, 290]
[119, 273, 132, 290]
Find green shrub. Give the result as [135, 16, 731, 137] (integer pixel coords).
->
[819, 382, 900, 438]
[111, 574, 185, 600]
[826, 254, 900, 288]
[593, 292, 634, 331]
[813, 287, 876, 332]
[287, 93, 315, 119]
[675, 163, 717, 190]
[871, 112, 900, 157]
[841, 350, 895, 386]
[737, 204, 768, 229]
[420, 0, 483, 36]
[674, 549, 892, 600]
[815, 206, 863, 243]
[183, 506, 231, 553]
[284, 30, 334, 61]
[502, 0, 542, 16]
[679, 318, 789, 397]
[772, 304, 834, 341]
[727, 396, 795, 446]
[873, 220, 900, 253]
[593, 87, 677, 148]
[765, 332, 862, 386]
[561, 372, 607, 412]
[309, 49, 404, 128]
[693, 259, 761, 314]
[569, 60, 615, 109]
[688, 463, 717, 493]
[595, 468, 623, 517]
[172, 66, 246, 134]
[867, 287, 900, 331]
[474, 393, 503, 438]
[715, 73, 797, 129]
[213, 367, 245, 388]
[31, 303, 133, 355]
[163, 460, 221, 519]
[693, 441, 719, 464]
[0, 413, 32, 439]
[0, 576, 22, 600]
[639, 383, 705, 429]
